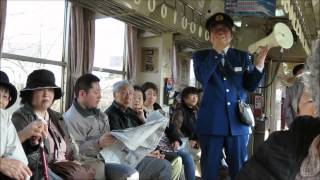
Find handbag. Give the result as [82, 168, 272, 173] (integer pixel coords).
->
[237, 100, 255, 126]
[50, 161, 96, 180]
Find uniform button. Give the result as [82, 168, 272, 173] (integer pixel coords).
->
[227, 102, 231, 106]
[226, 89, 230, 92]
[223, 77, 227, 80]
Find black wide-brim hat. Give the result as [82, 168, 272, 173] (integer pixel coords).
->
[181, 86, 203, 99]
[206, 12, 234, 31]
[20, 69, 62, 100]
[0, 71, 17, 109]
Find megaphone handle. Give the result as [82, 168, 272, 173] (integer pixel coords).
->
[258, 47, 284, 89]
[280, 48, 284, 53]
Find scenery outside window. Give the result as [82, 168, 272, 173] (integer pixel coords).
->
[93, 18, 125, 110]
[1, 0, 65, 112]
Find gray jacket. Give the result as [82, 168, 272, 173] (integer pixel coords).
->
[63, 101, 110, 157]
[11, 103, 79, 172]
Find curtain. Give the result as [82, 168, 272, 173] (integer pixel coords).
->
[0, 0, 7, 57]
[66, 1, 95, 109]
[171, 44, 181, 90]
[124, 24, 138, 83]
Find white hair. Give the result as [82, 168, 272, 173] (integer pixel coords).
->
[303, 39, 320, 116]
[112, 80, 133, 93]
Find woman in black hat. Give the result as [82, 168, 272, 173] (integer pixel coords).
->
[0, 70, 33, 180]
[11, 69, 96, 180]
[171, 86, 202, 180]
[172, 87, 201, 144]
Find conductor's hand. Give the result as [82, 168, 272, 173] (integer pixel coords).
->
[98, 133, 116, 148]
[254, 46, 270, 69]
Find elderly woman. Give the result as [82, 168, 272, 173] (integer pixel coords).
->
[171, 86, 201, 148]
[141, 82, 196, 180]
[236, 90, 319, 179]
[132, 85, 183, 180]
[296, 39, 320, 179]
[236, 39, 320, 180]
[11, 69, 97, 180]
[171, 86, 202, 180]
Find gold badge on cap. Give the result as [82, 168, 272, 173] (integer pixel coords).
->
[215, 15, 224, 21]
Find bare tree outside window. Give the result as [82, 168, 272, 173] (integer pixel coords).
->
[94, 18, 126, 110]
[1, 0, 65, 112]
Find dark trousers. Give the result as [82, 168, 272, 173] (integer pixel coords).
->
[199, 134, 249, 180]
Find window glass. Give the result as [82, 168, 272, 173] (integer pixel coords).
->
[3, 0, 65, 61]
[1, 58, 63, 113]
[189, 59, 196, 86]
[92, 71, 122, 111]
[94, 18, 125, 71]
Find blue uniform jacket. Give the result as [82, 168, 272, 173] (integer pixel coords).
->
[193, 48, 264, 136]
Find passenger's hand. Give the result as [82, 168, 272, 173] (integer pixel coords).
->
[254, 46, 270, 69]
[189, 140, 197, 148]
[171, 141, 180, 151]
[38, 118, 49, 138]
[148, 150, 165, 159]
[98, 133, 116, 148]
[133, 107, 146, 123]
[0, 158, 32, 180]
[19, 120, 47, 143]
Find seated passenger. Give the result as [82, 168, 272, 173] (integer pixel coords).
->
[295, 38, 320, 179]
[171, 86, 201, 148]
[171, 86, 202, 180]
[141, 82, 196, 180]
[0, 71, 32, 180]
[236, 115, 320, 180]
[132, 85, 183, 180]
[63, 74, 138, 180]
[11, 69, 96, 180]
[141, 82, 162, 115]
[105, 80, 172, 180]
[237, 39, 320, 180]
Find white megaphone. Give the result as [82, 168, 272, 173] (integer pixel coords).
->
[248, 22, 294, 53]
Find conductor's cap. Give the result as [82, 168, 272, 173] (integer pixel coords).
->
[206, 12, 234, 32]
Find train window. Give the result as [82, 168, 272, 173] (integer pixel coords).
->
[94, 18, 125, 71]
[92, 71, 122, 111]
[1, 0, 66, 112]
[3, 1, 65, 60]
[189, 59, 196, 86]
[93, 18, 126, 109]
[0, 58, 63, 113]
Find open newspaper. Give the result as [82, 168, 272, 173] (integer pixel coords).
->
[99, 110, 168, 168]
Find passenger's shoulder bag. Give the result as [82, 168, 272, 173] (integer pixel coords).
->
[50, 161, 96, 180]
